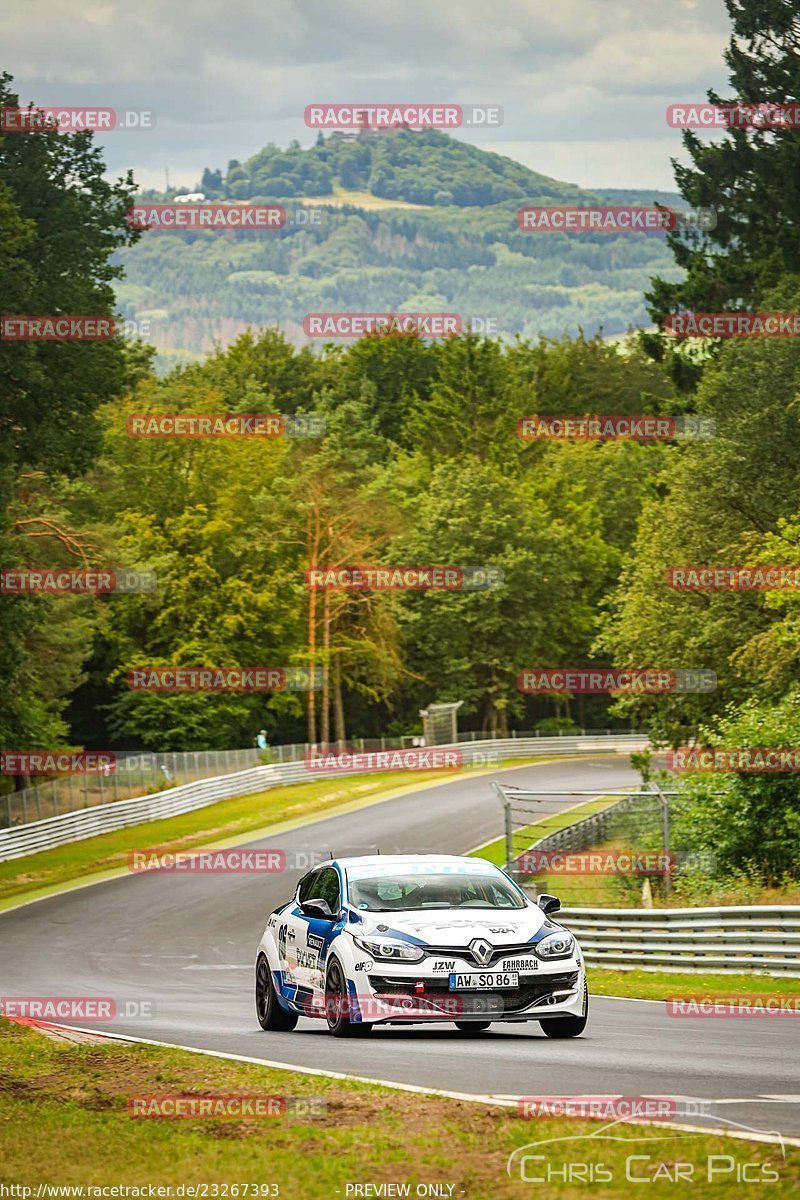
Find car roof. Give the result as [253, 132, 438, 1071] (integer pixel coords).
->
[328, 854, 496, 870]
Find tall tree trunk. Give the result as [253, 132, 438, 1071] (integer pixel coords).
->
[306, 508, 320, 745]
[332, 655, 346, 744]
[320, 589, 330, 745]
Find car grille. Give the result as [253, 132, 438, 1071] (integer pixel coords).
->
[369, 971, 580, 1015]
[421, 942, 541, 968]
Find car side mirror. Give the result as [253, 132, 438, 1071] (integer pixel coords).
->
[301, 898, 335, 920]
[537, 893, 561, 915]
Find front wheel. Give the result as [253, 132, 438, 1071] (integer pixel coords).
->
[539, 983, 588, 1039]
[325, 959, 373, 1037]
[256, 954, 298, 1031]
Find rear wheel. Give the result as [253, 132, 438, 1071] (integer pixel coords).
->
[455, 1021, 491, 1035]
[325, 959, 373, 1037]
[256, 954, 298, 1031]
[539, 983, 588, 1039]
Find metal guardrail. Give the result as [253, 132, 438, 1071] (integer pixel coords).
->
[496, 781, 800, 977]
[0, 728, 633, 829]
[0, 733, 647, 862]
[558, 905, 800, 978]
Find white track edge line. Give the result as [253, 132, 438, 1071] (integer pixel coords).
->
[19, 1020, 799, 1149]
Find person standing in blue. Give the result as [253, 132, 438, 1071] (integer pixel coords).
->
[256, 729, 268, 751]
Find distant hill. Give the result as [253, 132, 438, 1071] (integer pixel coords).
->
[117, 130, 684, 365]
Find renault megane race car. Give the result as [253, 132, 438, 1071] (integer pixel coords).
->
[255, 854, 587, 1037]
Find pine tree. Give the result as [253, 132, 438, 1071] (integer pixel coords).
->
[647, 0, 800, 325]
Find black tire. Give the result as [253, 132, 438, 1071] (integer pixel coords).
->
[256, 953, 298, 1031]
[455, 1021, 491, 1035]
[325, 959, 373, 1037]
[539, 983, 588, 1039]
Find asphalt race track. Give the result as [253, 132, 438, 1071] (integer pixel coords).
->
[1, 756, 798, 1142]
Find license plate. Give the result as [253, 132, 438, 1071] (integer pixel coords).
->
[449, 971, 519, 990]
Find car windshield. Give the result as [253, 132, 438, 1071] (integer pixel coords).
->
[347, 871, 525, 911]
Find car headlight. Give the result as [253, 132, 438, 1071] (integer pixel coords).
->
[352, 935, 425, 962]
[535, 931, 575, 959]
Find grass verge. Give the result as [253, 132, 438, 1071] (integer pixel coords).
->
[0, 1018, 796, 1197]
[587, 967, 800, 1001]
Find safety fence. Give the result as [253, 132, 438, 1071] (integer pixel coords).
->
[558, 905, 800, 977]
[0, 728, 636, 830]
[0, 733, 647, 861]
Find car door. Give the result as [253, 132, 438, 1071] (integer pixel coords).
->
[293, 866, 342, 997]
[274, 869, 318, 996]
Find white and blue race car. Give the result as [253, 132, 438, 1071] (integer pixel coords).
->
[255, 854, 587, 1037]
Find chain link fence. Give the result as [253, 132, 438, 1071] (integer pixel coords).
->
[496, 783, 715, 907]
[0, 728, 642, 832]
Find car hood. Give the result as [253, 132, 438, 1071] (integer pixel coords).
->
[346, 906, 548, 947]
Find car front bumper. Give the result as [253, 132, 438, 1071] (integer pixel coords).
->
[341, 948, 586, 1025]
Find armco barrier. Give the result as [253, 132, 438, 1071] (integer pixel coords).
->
[558, 905, 800, 978]
[0, 734, 647, 862]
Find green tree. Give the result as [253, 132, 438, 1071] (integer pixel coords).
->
[0, 71, 139, 751]
[647, 0, 800, 324]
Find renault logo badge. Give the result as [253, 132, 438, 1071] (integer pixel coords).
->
[469, 938, 493, 966]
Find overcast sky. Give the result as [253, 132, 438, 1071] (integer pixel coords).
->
[5, 0, 731, 192]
